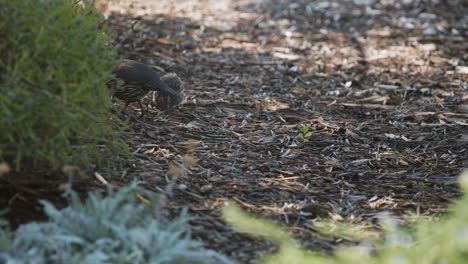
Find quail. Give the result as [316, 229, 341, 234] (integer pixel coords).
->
[107, 59, 180, 116]
[157, 73, 186, 110]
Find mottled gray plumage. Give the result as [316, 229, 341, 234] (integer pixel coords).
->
[158, 73, 186, 109]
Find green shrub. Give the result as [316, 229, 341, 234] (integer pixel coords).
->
[0, 0, 127, 169]
[0, 183, 233, 264]
[223, 170, 468, 264]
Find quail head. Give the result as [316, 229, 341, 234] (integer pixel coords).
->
[157, 73, 186, 110]
[107, 59, 179, 116]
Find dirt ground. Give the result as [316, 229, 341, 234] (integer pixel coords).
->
[2, 0, 467, 263]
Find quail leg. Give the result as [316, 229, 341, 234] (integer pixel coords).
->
[122, 101, 131, 114]
[138, 100, 146, 117]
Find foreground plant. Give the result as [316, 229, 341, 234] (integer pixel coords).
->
[0, 183, 233, 264]
[0, 0, 127, 169]
[223, 170, 468, 264]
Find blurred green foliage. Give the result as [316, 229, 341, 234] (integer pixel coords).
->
[0, 0, 127, 170]
[223, 170, 468, 264]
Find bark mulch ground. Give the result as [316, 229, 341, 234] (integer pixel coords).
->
[2, 0, 467, 263]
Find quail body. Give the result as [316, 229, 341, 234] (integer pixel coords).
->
[108, 59, 180, 116]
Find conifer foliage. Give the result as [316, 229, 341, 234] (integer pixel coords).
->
[0, 0, 127, 169]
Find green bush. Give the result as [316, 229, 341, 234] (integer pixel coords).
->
[0, 0, 127, 169]
[223, 170, 468, 264]
[0, 183, 233, 264]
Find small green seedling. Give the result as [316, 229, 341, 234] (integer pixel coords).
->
[200, 25, 206, 33]
[307, 33, 316, 43]
[298, 124, 313, 143]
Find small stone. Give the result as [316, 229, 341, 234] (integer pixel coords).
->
[0, 162, 11, 175]
[177, 184, 188, 190]
[455, 66, 468, 75]
[200, 184, 213, 193]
